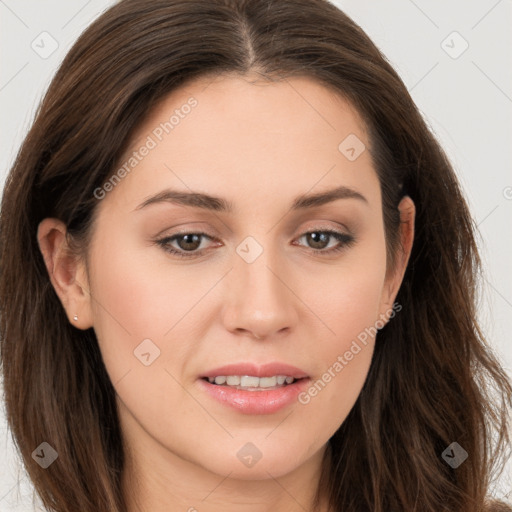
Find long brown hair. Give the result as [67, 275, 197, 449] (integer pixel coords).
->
[1, 0, 510, 510]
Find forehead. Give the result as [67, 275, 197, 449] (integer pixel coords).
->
[133, 72, 367, 148]
[141, 74, 364, 137]
[98, 73, 377, 215]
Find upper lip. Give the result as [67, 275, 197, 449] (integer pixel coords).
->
[199, 362, 309, 379]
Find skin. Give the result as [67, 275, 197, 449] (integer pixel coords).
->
[37, 73, 415, 512]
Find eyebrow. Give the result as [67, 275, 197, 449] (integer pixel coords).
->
[134, 185, 368, 213]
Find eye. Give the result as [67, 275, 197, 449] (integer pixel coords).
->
[294, 229, 355, 254]
[155, 228, 356, 259]
[156, 232, 216, 258]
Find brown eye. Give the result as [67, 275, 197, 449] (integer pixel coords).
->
[156, 232, 215, 258]
[305, 232, 331, 250]
[296, 230, 355, 254]
[156, 229, 355, 259]
[175, 234, 203, 251]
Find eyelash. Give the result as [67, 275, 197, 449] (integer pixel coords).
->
[155, 229, 356, 259]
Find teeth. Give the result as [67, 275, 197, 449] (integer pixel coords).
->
[241, 375, 261, 387]
[207, 375, 297, 388]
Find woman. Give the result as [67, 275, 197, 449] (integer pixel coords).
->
[0, 0, 510, 510]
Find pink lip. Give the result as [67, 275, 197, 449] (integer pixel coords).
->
[199, 362, 309, 379]
[197, 376, 310, 415]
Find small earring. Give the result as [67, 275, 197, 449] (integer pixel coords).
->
[73, 315, 78, 321]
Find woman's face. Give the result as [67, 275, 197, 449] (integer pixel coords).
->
[49, 74, 412, 488]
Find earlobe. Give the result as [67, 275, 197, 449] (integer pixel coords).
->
[37, 218, 93, 329]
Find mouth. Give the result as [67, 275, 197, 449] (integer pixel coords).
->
[197, 362, 311, 414]
[198, 361, 311, 414]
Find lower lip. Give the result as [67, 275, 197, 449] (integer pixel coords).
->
[197, 377, 310, 415]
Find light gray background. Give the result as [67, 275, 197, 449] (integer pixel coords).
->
[1, 0, 511, 509]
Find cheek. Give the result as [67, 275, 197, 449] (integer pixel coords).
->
[294, 291, 380, 443]
[86, 234, 204, 452]
[293, 239, 387, 431]
[298, 232, 387, 347]
[86, 226, 191, 381]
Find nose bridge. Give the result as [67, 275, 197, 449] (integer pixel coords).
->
[222, 234, 298, 337]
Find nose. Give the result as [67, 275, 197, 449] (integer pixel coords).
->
[221, 244, 299, 341]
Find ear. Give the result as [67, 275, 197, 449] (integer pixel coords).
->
[378, 195, 415, 320]
[37, 218, 93, 329]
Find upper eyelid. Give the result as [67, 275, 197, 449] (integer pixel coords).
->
[161, 225, 350, 240]
[159, 219, 352, 237]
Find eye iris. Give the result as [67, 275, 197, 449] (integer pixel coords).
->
[307, 232, 330, 250]
[178, 234, 201, 251]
